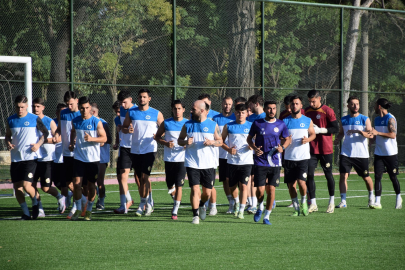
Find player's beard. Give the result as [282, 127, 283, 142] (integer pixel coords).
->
[192, 112, 200, 121]
[292, 109, 300, 115]
[350, 109, 358, 114]
[268, 115, 275, 119]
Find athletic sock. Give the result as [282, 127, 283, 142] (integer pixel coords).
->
[192, 208, 198, 217]
[99, 196, 105, 205]
[20, 202, 30, 216]
[38, 201, 43, 210]
[226, 195, 232, 203]
[173, 200, 181, 215]
[301, 195, 307, 205]
[252, 197, 257, 208]
[234, 197, 240, 203]
[259, 201, 264, 211]
[369, 190, 374, 198]
[210, 202, 216, 209]
[247, 197, 252, 206]
[71, 201, 77, 212]
[229, 198, 235, 208]
[148, 192, 153, 205]
[329, 196, 335, 205]
[87, 200, 94, 212]
[31, 196, 38, 206]
[375, 196, 381, 204]
[396, 194, 402, 201]
[310, 198, 316, 205]
[204, 200, 209, 208]
[120, 194, 126, 208]
[264, 210, 272, 220]
[292, 197, 299, 210]
[75, 199, 82, 211]
[138, 197, 147, 211]
[240, 204, 246, 212]
[340, 193, 347, 202]
[125, 190, 132, 202]
[56, 193, 63, 200]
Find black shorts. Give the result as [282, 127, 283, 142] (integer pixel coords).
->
[33, 161, 53, 188]
[374, 154, 399, 175]
[339, 155, 369, 177]
[119, 147, 133, 170]
[63, 156, 75, 183]
[308, 153, 333, 175]
[52, 162, 65, 189]
[131, 152, 156, 178]
[228, 164, 252, 187]
[10, 160, 37, 183]
[284, 160, 309, 183]
[218, 158, 229, 182]
[186, 167, 216, 189]
[165, 162, 186, 188]
[74, 159, 99, 184]
[254, 166, 281, 187]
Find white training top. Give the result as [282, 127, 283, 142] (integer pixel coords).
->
[38, 115, 55, 162]
[341, 114, 369, 158]
[213, 113, 235, 159]
[60, 108, 81, 157]
[128, 107, 159, 154]
[184, 119, 218, 169]
[120, 104, 137, 148]
[374, 113, 398, 156]
[72, 115, 101, 162]
[53, 118, 63, 163]
[283, 115, 312, 161]
[100, 118, 110, 164]
[7, 113, 42, 162]
[226, 121, 254, 165]
[163, 118, 188, 162]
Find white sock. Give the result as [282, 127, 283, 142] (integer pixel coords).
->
[20, 202, 30, 216]
[125, 190, 132, 202]
[341, 193, 347, 202]
[240, 204, 246, 212]
[38, 201, 43, 210]
[247, 197, 252, 206]
[71, 201, 77, 212]
[173, 200, 181, 215]
[397, 194, 402, 201]
[310, 198, 316, 205]
[375, 196, 381, 204]
[329, 196, 335, 205]
[138, 197, 147, 211]
[226, 195, 232, 203]
[148, 192, 153, 205]
[292, 197, 299, 210]
[264, 209, 272, 220]
[259, 201, 264, 211]
[234, 197, 240, 203]
[31, 196, 38, 206]
[301, 195, 307, 205]
[210, 202, 216, 209]
[252, 197, 258, 208]
[87, 200, 94, 212]
[75, 199, 82, 211]
[369, 190, 374, 198]
[120, 194, 126, 208]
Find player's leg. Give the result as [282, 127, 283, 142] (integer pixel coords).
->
[140, 153, 155, 216]
[295, 160, 309, 216]
[351, 158, 374, 206]
[235, 165, 251, 219]
[187, 167, 201, 224]
[307, 154, 318, 213]
[83, 162, 99, 221]
[171, 162, 186, 219]
[116, 148, 134, 214]
[19, 161, 39, 219]
[227, 164, 239, 215]
[371, 155, 384, 209]
[71, 159, 85, 220]
[41, 161, 66, 214]
[218, 158, 231, 212]
[319, 154, 335, 213]
[284, 161, 300, 215]
[96, 163, 107, 210]
[253, 166, 266, 222]
[249, 174, 258, 214]
[199, 168, 215, 221]
[246, 166, 253, 210]
[337, 155, 351, 208]
[383, 155, 402, 209]
[262, 167, 280, 224]
[208, 187, 217, 216]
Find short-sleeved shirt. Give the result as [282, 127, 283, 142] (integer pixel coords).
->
[283, 115, 312, 161]
[247, 112, 266, 123]
[374, 113, 398, 156]
[100, 118, 110, 164]
[340, 114, 369, 158]
[304, 105, 336, 155]
[249, 118, 289, 167]
[163, 117, 188, 162]
[60, 109, 81, 157]
[38, 115, 55, 162]
[128, 107, 159, 154]
[72, 115, 101, 162]
[53, 118, 63, 164]
[213, 113, 236, 159]
[226, 121, 253, 165]
[120, 104, 137, 148]
[279, 109, 305, 120]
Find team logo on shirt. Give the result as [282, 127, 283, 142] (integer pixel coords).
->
[145, 115, 151, 120]
[381, 121, 384, 124]
[45, 178, 50, 184]
[24, 121, 29, 126]
[211, 181, 213, 186]
[303, 173, 307, 178]
[245, 177, 249, 182]
[260, 128, 265, 135]
[300, 123, 305, 127]
[355, 121, 360, 125]
[203, 127, 209, 132]
[326, 163, 330, 168]
[87, 125, 92, 129]
[181, 179, 184, 185]
[316, 114, 321, 119]
[244, 129, 249, 133]
[28, 173, 33, 178]
[274, 127, 279, 133]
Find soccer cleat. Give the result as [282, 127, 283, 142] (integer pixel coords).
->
[248, 207, 257, 214]
[254, 209, 263, 222]
[81, 197, 88, 217]
[70, 210, 82, 221]
[66, 211, 75, 220]
[21, 214, 31, 220]
[58, 196, 66, 214]
[237, 211, 244, 219]
[368, 195, 375, 207]
[96, 203, 104, 211]
[291, 210, 300, 216]
[226, 204, 234, 214]
[263, 219, 272, 225]
[114, 207, 127, 214]
[246, 205, 252, 212]
[145, 203, 153, 216]
[287, 203, 294, 208]
[83, 211, 92, 221]
[395, 197, 402, 210]
[335, 201, 347, 208]
[199, 206, 207, 220]
[301, 202, 309, 216]
[32, 204, 39, 220]
[191, 216, 199, 224]
[370, 203, 382, 209]
[308, 204, 318, 213]
[171, 215, 178, 220]
[326, 204, 335, 213]
[135, 209, 143, 217]
[233, 202, 240, 217]
[209, 207, 217, 216]
[38, 209, 46, 218]
[126, 200, 134, 210]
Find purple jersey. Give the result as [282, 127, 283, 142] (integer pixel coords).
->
[249, 118, 289, 167]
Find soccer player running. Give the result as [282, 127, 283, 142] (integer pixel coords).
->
[178, 100, 223, 224]
[114, 91, 137, 214]
[333, 96, 374, 208]
[32, 97, 66, 215]
[123, 89, 164, 217]
[283, 95, 316, 216]
[213, 96, 236, 215]
[369, 98, 402, 209]
[69, 96, 107, 221]
[5, 95, 49, 220]
[155, 99, 188, 219]
[305, 90, 339, 213]
[247, 101, 291, 224]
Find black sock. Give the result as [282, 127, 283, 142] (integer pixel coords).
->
[192, 208, 198, 217]
[199, 200, 205, 207]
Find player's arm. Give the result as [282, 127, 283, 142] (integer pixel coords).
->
[334, 121, 344, 145]
[85, 121, 107, 143]
[121, 111, 133, 134]
[5, 122, 14, 151]
[104, 123, 112, 144]
[31, 117, 48, 152]
[247, 134, 263, 156]
[204, 124, 223, 147]
[55, 110, 62, 138]
[349, 118, 374, 138]
[370, 118, 397, 139]
[178, 125, 192, 146]
[69, 124, 76, 152]
[48, 120, 58, 144]
[302, 121, 316, 144]
[157, 112, 164, 127]
[277, 134, 292, 153]
[220, 124, 235, 154]
[155, 121, 173, 148]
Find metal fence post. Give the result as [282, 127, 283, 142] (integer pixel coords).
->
[70, 0, 74, 92]
[172, 0, 177, 101]
[340, 7, 344, 119]
[261, 1, 265, 98]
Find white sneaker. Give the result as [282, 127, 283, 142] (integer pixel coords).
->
[368, 195, 375, 207]
[58, 196, 66, 214]
[396, 197, 402, 209]
[191, 216, 199, 224]
[336, 201, 347, 208]
[199, 205, 207, 220]
[145, 203, 153, 216]
[209, 207, 217, 216]
[38, 209, 46, 218]
[135, 209, 143, 217]
[308, 204, 318, 213]
[226, 204, 234, 214]
[326, 204, 335, 213]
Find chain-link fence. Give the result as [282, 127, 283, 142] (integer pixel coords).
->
[1, 0, 405, 173]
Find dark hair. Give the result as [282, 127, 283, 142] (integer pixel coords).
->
[198, 93, 211, 101]
[283, 95, 292, 105]
[376, 98, 392, 110]
[289, 95, 302, 103]
[264, 100, 277, 108]
[117, 90, 131, 101]
[171, 99, 185, 109]
[78, 96, 90, 106]
[14, 95, 28, 104]
[33, 97, 45, 106]
[56, 103, 67, 110]
[307, 89, 320, 99]
[63, 91, 77, 103]
[235, 103, 247, 112]
[204, 102, 210, 111]
[222, 96, 233, 102]
[247, 94, 264, 107]
[347, 96, 360, 104]
[112, 100, 121, 110]
[91, 102, 98, 109]
[234, 97, 247, 104]
[138, 88, 151, 97]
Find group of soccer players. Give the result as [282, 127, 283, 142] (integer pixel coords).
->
[5, 88, 402, 224]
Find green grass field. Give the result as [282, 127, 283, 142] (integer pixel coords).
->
[0, 175, 404, 269]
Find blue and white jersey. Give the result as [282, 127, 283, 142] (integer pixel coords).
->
[100, 118, 110, 164]
[114, 116, 120, 128]
[128, 107, 159, 154]
[60, 108, 81, 157]
[163, 118, 188, 162]
[226, 121, 253, 165]
[213, 113, 236, 159]
[120, 104, 137, 148]
[53, 118, 63, 163]
[374, 113, 397, 156]
[38, 115, 55, 162]
[72, 115, 101, 162]
[283, 115, 312, 161]
[207, 109, 221, 120]
[184, 119, 217, 169]
[247, 112, 266, 123]
[341, 114, 369, 158]
[7, 113, 42, 162]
